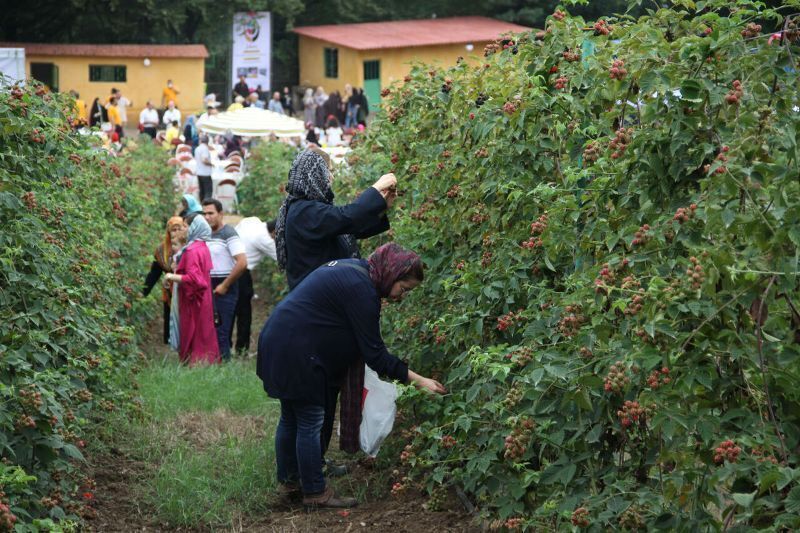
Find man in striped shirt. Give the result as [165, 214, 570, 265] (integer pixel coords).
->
[202, 199, 248, 361]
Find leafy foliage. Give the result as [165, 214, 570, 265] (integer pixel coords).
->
[237, 140, 297, 222]
[0, 82, 173, 525]
[345, 2, 800, 529]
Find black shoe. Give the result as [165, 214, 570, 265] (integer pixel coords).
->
[324, 459, 348, 477]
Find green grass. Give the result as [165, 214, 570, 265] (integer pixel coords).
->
[100, 358, 282, 528]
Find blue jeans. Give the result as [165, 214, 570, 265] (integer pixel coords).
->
[345, 103, 358, 129]
[275, 399, 326, 494]
[211, 277, 238, 361]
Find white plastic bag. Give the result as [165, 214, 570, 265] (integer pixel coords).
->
[359, 366, 398, 457]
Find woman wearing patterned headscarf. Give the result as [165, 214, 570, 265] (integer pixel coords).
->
[164, 214, 220, 365]
[257, 243, 445, 508]
[273, 146, 398, 470]
[143, 216, 186, 343]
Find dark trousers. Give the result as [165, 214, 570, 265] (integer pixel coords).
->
[211, 277, 238, 361]
[321, 386, 339, 457]
[143, 127, 157, 139]
[232, 269, 254, 353]
[198, 175, 212, 201]
[162, 301, 170, 344]
[276, 399, 326, 494]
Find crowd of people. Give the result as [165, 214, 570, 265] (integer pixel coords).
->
[142, 146, 446, 510]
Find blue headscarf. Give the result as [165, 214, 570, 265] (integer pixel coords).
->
[174, 215, 211, 264]
[182, 194, 203, 216]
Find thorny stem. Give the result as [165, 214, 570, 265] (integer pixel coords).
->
[754, 276, 789, 463]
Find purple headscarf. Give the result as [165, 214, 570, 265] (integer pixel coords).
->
[367, 243, 423, 298]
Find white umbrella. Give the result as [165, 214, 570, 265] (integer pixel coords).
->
[198, 107, 305, 137]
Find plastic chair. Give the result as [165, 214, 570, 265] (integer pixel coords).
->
[216, 179, 238, 213]
[176, 144, 192, 155]
[167, 157, 180, 166]
[228, 155, 243, 166]
[177, 152, 193, 163]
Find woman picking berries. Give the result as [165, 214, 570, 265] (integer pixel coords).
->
[257, 243, 446, 508]
[273, 147, 398, 472]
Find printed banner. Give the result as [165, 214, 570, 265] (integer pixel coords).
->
[232, 12, 271, 93]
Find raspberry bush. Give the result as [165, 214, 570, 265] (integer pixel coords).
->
[0, 81, 173, 525]
[344, 1, 800, 529]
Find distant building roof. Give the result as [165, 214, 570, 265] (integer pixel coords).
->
[293, 16, 530, 50]
[0, 43, 209, 59]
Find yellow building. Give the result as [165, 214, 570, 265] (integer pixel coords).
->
[294, 16, 529, 111]
[1, 43, 208, 116]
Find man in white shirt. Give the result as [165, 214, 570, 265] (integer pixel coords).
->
[268, 92, 284, 114]
[194, 135, 213, 201]
[162, 100, 181, 127]
[139, 101, 159, 138]
[233, 217, 277, 356]
[115, 90, 131, 126]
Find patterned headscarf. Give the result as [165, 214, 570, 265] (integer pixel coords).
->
[155, 216, 185, 271]
[367, 243, 423, 298]
[275, 148, 334, 270]
[174, 215, 211, 265]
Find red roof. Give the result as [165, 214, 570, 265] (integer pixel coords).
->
[293, 16, 530, 50]
[0, 43, 208, 59]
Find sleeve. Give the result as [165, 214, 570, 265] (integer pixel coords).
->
[142, 261, 163, 296]
[177, 248, 210, 301]
[225, 229, 247, 257]
[295, 187, 388, 241]
[256, 232, 277, 261]
[342, 281, 408, 383]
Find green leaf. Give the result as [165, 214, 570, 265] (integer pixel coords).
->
[732, 491, 756, 508]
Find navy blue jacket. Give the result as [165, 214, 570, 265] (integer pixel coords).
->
[256, 259, 409, 404]
[284, 186, 389, 290]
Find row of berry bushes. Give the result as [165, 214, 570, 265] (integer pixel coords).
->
[0, 82, 173, 528]
[344, 1, 800, 530]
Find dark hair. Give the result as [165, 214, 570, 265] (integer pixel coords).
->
[202, 199, 223, 213]
[326, 116, 340, 128]
[184, 212, 199, 225]
[266, 219, 277, 233]
[111, 87, 117, 94]
[171, 120, 178, 126]
[400, 260, 424, 283]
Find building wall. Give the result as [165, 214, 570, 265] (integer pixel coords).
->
[25, 55, 206, 117]
[297, 35, 491, 93]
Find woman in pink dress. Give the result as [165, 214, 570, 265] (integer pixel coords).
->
[164, 214, 220, 365]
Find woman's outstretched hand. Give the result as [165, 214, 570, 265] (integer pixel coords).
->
[372, 173, 397, 193]
[409, 370, 447, 395]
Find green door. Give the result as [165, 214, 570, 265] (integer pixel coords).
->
[363, 60, 381, 113]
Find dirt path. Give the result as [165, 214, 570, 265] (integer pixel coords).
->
[86, 279, 477, 532]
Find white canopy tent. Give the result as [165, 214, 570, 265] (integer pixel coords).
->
[197, 107, 305, 138]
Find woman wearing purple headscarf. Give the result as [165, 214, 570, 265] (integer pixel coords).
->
[256, 243, 445, 508]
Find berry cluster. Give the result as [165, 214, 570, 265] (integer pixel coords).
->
[471, 204, 489, 223]
[441, 150, 452, 159]
[563, 49, 581, 62]
[503, 100, 519, 114]
[558, 305, 584, 337]
[111, 199, 127, 222]
[646, 367, 671, 389]
[410, 199, 434, 221]
[454, 259, 466, 270]
[594, 263, 617, 294]
[714, 440, 741, 464]
[604, 361, 630, 393]
[617, 400, 648, 428]
[432, 325, 446, 345]
[631, 224, 651, 247]
[391, 481, 406, 496]
[474, 147, 489, 158]
[30, 128, 46, 144]
[0, 499, 17, 532]
[380, 88, 391, 97]
[535, 30, 550, 41]
[503, 386, 523, 407]
[21, 191, 37, 210]
[580, 346, 593, 359]
[685, 256, 705, 290]
[504, 517, 523, 530]
[583, 141, 600, 164]
[99, 399, 115, 412]
[390, 153, 399, 164]
[751, 446, 779, 464]
[484, 43, 501, 56]
[609, 127, 632, 159]
[481, 250, 493, 268]
[504, 418, 534, 460]
[441, 435, 456, 449]
[618, 506, 644, 530]
[388, 107, 404, 123]
[400, 443, 414, 462]
[505, 346, 533, 368]
[19, 386, 43, 410]
[552, 9, 566, 21]
[74, 388, 93, 403]
[725, 80, 743, 105]
[446, 185, 461, 198]
[571, 507, 590, 528]
[497, 310, 522, 331]
[521, 236, 543, 250]
[609, 59, 627, 80]
[741, 23, 762, 39]
[673, 203, 698, 223]
[553, 76, 569, 90]
[594, 20, 613, 36]
[68, 153, 82, 165]
[474, 92, 488, 107]
[624, 293, 645, 316]
[502, 40, 519, 55]
[530, 213, 548, 235]
[441, 78, 453, 94]
[15, 414, 36, 430]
